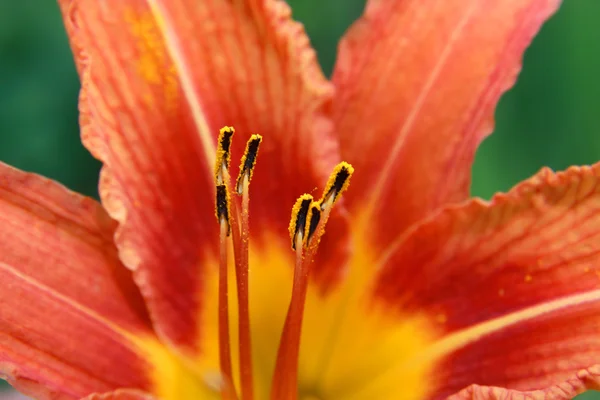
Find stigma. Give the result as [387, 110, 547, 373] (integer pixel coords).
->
[213, 126, 353, 400]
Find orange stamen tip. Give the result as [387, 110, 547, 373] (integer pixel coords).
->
[320, 161, 354, 209]
[215, 126, 235, 183]
[288, 194, 313, 250]
[236, 134, 263, 194]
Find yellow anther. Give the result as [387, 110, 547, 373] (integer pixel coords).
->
[215, 184, 231, 236]
[214, 126, 235, 184]
[236, 134, 263, 194]
[288, 194, 313, 250]
[319, 161, 354, 210]
[304, 202, 322, 246]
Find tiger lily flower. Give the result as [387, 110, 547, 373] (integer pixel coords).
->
[1, 0, 599, 399]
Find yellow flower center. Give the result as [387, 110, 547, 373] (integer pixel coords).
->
[136, 128, 438, 400]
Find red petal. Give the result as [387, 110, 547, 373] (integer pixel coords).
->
[447, 365, 600, 399]
[0, 164, 153, 398]
[58, 0, 347, 354]
[332, 0, 560, 247]
[373, 164, 600, 395]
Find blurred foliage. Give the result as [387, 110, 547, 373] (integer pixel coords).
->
[1, 0, 600, 398]
[0, 2, 100, 197]
[471, 0, 600, 198]
[577, 392, 600, 400]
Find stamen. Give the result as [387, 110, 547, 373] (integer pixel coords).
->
[215, 126, 235, 185]
[288, 194, 313, 250]
[214, 126, 239, 400]
[215, 184, 236, 400]
[271, 195, 311, 400]
[304, 203, 321, 246]
[215, 185, 231, 236]
[305, 162, 354, 256]
[271, 162, 353, 400]
[318, 161, 354, 210]
[234, 135, 262, 400]
[236, 134, 262, 194]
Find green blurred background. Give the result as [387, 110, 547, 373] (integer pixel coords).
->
[0, 0, 599, 398]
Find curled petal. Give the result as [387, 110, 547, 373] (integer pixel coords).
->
[434, 297, 600, 397]
[333, 0, 561, 247]
[447, 365, 600, 399]
[0, 163, 153, 399]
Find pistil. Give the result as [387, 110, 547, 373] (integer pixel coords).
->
[214, 128, 238, 400]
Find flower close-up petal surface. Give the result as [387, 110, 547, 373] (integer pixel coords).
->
[1, 0, 599, 399]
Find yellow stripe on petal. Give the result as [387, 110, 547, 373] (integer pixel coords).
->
[146, 0, 215, 168]
[423, 288, 600, 368]
[124, 8, 178, 110]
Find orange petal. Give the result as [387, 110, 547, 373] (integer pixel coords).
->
[372, 163, 600, 394]
[0, 163, 154, 398]
[58, 0, 348, 354]
[447, 365, 600, 399]
[332, 0, 560, 247]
